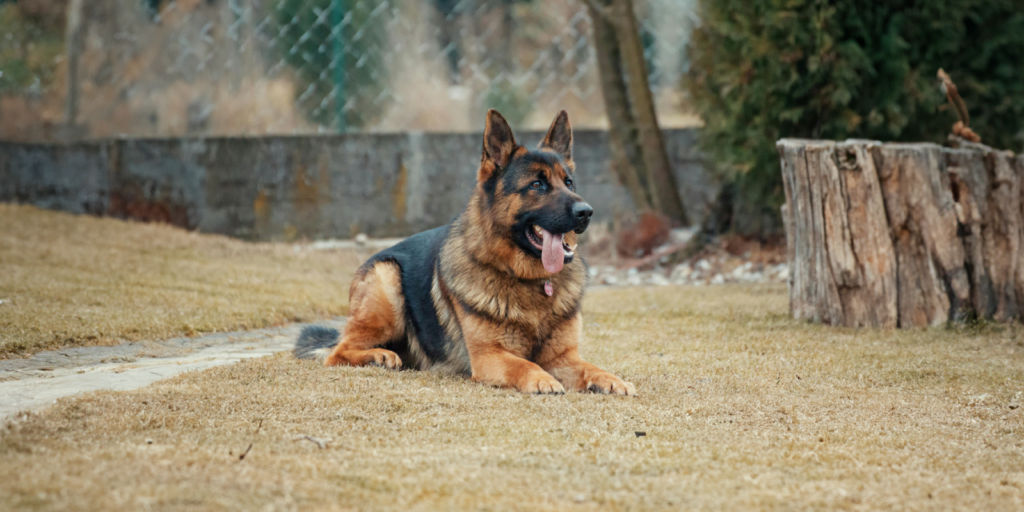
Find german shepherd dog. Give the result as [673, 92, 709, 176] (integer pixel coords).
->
[294, 110, 635, 395]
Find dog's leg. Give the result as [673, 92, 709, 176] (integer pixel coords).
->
[537, 313, 636, 396]
[456, 305, 565, 394]
[325, 261, 404, 369]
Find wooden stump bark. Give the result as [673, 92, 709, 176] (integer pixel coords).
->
[779, 138, 1024, 328]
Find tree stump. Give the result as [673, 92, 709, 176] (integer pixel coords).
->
[778, 138, 1024, 328]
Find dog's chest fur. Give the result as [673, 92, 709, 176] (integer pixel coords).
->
[430, 218, 586, 359]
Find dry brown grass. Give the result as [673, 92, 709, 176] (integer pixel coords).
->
[2, 284, 1023, 510]
[0, 204, 362, 358]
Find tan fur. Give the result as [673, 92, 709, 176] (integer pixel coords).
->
[454, 300, 565, 394]
[537, 313, 637, 394]
[429, 272, 473, 374]
[325, 262, 405, 369]
[324, 109, 635, 396]
[439, 213, 630, 394]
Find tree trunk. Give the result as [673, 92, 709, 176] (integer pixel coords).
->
[779, 138, 1024, 328]
[59, 0, 86, 141]
[588, 0, 688, 225]
[587, 0, 652, 212]
[608, 0, 688, 226]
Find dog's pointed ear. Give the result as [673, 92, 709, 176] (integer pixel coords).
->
[479, 109, 517, 181]
[539, 110, 572, 161]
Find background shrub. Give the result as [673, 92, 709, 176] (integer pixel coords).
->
[276, 0, 390, 131]
[685, 0, 1024, 237]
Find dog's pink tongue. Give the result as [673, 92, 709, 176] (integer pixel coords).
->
[541, 228, 564, 274]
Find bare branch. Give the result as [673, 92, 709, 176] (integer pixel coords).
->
[938, 68, 980, 143]
[293, 435, 331, 450]
[581, 0, 613, 22]
[938, 68, 970, 127]
[238, 443, 253, 461]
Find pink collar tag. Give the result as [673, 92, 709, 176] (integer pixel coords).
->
[544, 281, 554, 297]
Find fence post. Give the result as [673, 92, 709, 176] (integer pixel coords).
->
[60, 0, 86, 141]
[332, 0, 347, 134]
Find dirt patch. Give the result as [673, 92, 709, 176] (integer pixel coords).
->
[2, 285, 1022, 510]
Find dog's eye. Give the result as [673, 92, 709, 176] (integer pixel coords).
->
[531, 180, 543, 189]
[565, 178, 573, 188]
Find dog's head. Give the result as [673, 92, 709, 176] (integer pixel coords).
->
[475, 109, 591, 275]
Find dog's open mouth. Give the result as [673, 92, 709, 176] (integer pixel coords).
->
[527, 225, 576, 273]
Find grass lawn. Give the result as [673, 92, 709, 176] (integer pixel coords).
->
[0, 204, 362, 358]
[2, 280, 1023, 510]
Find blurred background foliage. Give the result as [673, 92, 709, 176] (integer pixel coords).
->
[0, 0, 698, 140]
[3, 0, 1022, 238]
[686, 0, 1024, 237]
[275, 0, 390, 130]
[0, 0, 65, 94]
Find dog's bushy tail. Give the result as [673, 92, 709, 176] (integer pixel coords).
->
[294, 326, 340, 361]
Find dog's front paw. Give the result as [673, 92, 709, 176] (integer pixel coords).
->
[586, 372, 636, 396]
[518, 371, 566, 394]
[365, 348, 403, 369]
[326, 348, 402, 369]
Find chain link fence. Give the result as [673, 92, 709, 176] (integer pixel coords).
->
[0, 0, 697, 141]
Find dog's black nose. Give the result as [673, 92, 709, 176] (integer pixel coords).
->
[573, 202, 593, 221]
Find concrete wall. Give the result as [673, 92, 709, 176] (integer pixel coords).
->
[0, 129, 717, 241]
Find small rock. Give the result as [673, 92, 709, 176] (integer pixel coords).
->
[650, 274, 669, 286]
[711, 274, 725, 285]
[670, 227, 696, 244]
[627, 267, 639, 277]
[603, 275, 618, 285]
[588, 267, 599, 277]
[696, 259, 711, 271]
[671, 263, 692, 280]
[354, 233, 368, 245]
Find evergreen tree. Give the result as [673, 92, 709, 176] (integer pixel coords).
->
[686, 0, 1024, 236]
[275, 0, 390, 131]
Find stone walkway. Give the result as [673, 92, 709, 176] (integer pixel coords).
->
[0, 319, 345, 422]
